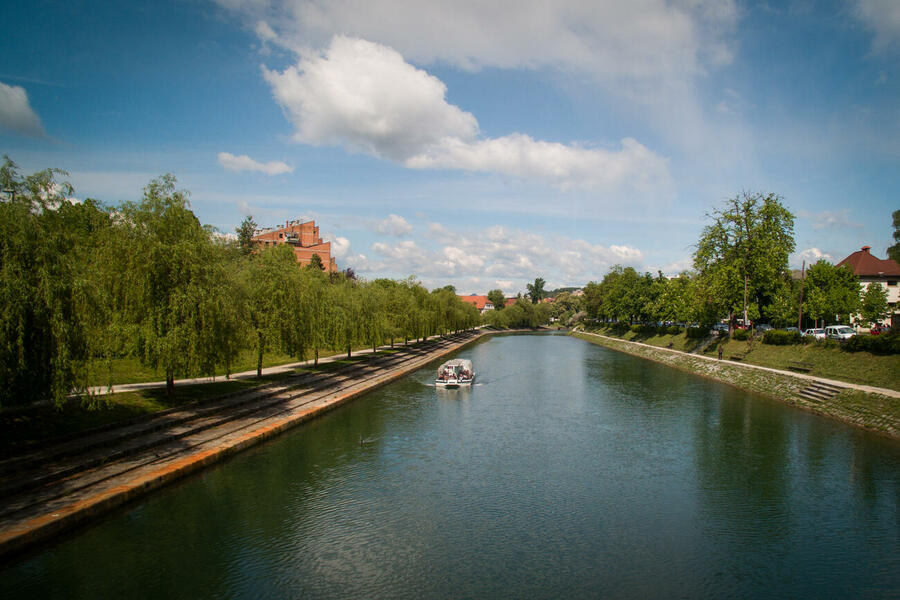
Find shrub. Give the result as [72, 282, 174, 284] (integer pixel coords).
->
[762, 330, 802, 346]
[666, 325, 682, 335]
[732, 329, 750, 341]
[686, 326, 709, 339]
[842, 333, 900, 355]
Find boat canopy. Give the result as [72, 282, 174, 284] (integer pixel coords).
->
[437, 359, 473, 375]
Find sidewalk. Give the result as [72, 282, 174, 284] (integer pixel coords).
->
[575, 329, 900, 399]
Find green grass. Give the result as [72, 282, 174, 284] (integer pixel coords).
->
[586, 326, 900, 392]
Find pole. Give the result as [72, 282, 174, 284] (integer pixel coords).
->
[743, 274, 748, 328]
[797, 260, 805, 330]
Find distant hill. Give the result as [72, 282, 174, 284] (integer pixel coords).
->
[547, 287, 583, 296]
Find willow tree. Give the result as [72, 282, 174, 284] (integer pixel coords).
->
[116, 175, 226, 396]
[694, 192, 795, 328]
[240, 244, 305, 377]
[0, 158, 93, 406]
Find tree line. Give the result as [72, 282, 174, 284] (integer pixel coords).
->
[578, 193, 889, 330]
[0, 158, 480, 408]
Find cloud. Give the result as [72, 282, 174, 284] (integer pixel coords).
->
[364, 220, 644, 291]
[800, 209, 862, 231]
[854, 0, 900, 50]
[262, 35, 669, 191]
[375, 213, 413, 236]
[263, 36, 478, 161]
[792, 247, 832, 268]
[217, 152, 294, 175]
[0, 81, 47, 138]
[230, 1, 736, 85]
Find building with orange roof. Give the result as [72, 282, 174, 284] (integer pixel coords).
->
[251, 219, 337, 272]
[458, 295, 495, 313]
[835, 245, 900, 329]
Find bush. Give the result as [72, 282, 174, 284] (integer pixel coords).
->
[842, 333, 900, 355]
[732, 329, 750, 341]
[686, 326, 709, 339]
[666, 325, 682, 335]
[762, 330, 802, 346]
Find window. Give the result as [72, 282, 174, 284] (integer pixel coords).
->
[888, 281, 897, 286]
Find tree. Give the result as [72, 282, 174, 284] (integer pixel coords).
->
[694, 192, 795, 328]
[235, 215, 257, 255]
[0, 157, 92, 407]
[526, 277, 546, 304]
[487, 289, 506, 311]
[859, 283, 889, 328]
[117, 175, 228, 396]
[307, 253, 325, 271]
[804, 260, 860, 326]
[889, 209, 900, 264]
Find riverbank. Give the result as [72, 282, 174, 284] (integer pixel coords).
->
[0, 330, 489, 562]
[572, 330, 900, 440]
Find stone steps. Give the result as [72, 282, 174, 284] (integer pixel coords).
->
[797, 380, 846, 402]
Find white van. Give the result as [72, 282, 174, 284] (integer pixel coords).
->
[825, 325, 855, 340]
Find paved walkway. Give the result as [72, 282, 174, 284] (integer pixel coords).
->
[575, 329, 900, 399]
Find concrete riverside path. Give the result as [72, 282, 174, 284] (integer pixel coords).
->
[0, 330, 487, 562]
[575, 329, 900, 399]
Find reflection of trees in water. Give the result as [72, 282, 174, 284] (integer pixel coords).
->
[693, 390, 792, 548]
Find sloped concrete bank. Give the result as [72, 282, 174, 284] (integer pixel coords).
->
[0, 330, 489, 562]
[572, 331, 900, 440]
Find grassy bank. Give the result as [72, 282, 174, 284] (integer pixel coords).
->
[573, 331, 900, 439]
[585, 326, 900, 392]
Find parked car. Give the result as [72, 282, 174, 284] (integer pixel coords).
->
[755, 323, 774, 333]
[825, 325, 855, 340]
[803, 328, 825, 340]
[713, 323, 729, 332]
[785, 327, 799, 333]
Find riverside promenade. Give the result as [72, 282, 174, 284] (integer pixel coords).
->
[0, 330, 487, 562]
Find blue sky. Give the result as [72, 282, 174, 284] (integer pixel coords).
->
[2, 0, 898, 294]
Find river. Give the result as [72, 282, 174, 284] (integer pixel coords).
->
[3, 333, 899, 598]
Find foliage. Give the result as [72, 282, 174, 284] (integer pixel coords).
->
[526, 277, 546, 304]
[235, 215, 257, 255]
[693, 192, 795, 327]
[858, 283, 889, 327]
[842, 333, 900, 355]
[803, 260, 860, 326]
[762, 330, 802, 346]
[732, 328, 750, 341]
[306, 252, 325, 271]
[0, 157, 90, 406]
[889, 209, 900, 264]
[487, 288, 506, 311]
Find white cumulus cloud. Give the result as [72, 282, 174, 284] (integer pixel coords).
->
[0, 81, 47, 138]
[217, 152, 294, 175]
[262, 35, 669, 191]
[375, 214, 413, 236]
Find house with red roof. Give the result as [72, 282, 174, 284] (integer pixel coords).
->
[458, 295, 495, 313]
[836, 245, 900, 329]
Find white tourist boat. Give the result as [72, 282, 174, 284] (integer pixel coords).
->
[435, 358, 475, 388]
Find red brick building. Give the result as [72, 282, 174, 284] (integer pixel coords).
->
[251, 219, 337, 272]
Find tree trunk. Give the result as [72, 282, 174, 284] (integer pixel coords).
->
[347, 344, 351, 359]
[314, 347, 319, 366]
[257, 332, 264, 378]
[166, 371, 175, 398]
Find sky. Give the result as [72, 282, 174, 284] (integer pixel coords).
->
[2, 0, 898, 295]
